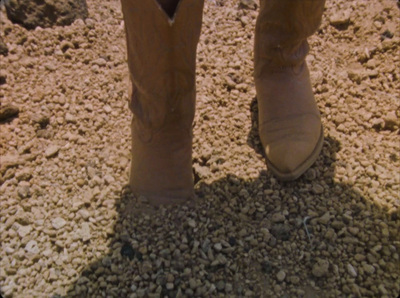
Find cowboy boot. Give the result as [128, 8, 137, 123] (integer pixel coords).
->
[120, 0, 204, 204]
[254, 0, 326, 181]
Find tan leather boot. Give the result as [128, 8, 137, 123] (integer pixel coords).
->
[120, 0, 204, 204]
[254, 0, 326, 181]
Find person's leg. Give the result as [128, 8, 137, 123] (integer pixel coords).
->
[254, 0, 326, 181]
[120, 0, 204, 205]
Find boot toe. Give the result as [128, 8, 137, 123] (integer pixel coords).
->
[261, 116, 323, 181]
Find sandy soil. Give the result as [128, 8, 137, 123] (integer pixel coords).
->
[0, 0, 399, 297]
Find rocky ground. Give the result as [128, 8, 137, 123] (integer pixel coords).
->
[0, 0, 399, 297]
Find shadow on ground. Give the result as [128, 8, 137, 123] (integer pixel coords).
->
[61, 99, 399, 297]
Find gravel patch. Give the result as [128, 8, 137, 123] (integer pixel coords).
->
[0, 0, 399, 297]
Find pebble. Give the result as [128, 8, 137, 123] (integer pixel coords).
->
[15, 169, 32, 181]
[52, 217, 67, 230]
[347, 263, 358, 277]
[312, 183, 324, 194]
[18, 225, 32, 238]
[362, 263, 375, 274]
[1, 0, 399, 297]
[213, 243, 222, 251]
[65, 113, 77, 123]
[239, 0, 257, 10]
[312, 259, 329, 277]
[329, 10, 351, 26]
[0, 69, 7, 85]
[225, 283, 233, 292]
[17, 183, 31, 199]
[276, 270, 286, 282]
[271, 212, 285, 223]
[45, 145, 60, 158]
[25, 240, 39, 254]
[318, 212, 331, 225]
[78, 222, 91, 241]
[0, 104, 19, 122]
[188, 219, 196, 228]
[216, 280, 225, 291]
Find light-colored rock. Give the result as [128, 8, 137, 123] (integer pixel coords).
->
[347, 263, 357, 277]
[45, 145, 60, 158]
[312, 259, 329, 277]
[52, 217, 66, 230]
[25, 240, 40, 254]
[276, 270, 286, 282]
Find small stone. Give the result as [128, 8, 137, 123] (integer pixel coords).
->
[104, 174, 115, 184]
[31, 113, 50, 128]
[318, 212, 331, 225]
[239, 0, 257, 10]
[289, 276, 300, 285]
[189, 278, 197, 289]
[276, 270, 286, 282]
[270, 224, 291, 241]
[17, 183, 31, 199]
[44, 63, 57, 71]
[52, 217, 67, 230]
[305, 168, 317, 180]
[0, 69, 7, 85]
[166, 282, 174, 290]
[78, 222, 91, 241]
[25, 240, 39, 254]
[331, 220, 345, 230]
[193, 163, 211, 179]
[312, 259, 329, 277]
[160, 248, 170, 258]
[378, 284, 388, 295]
[1, 155, 21, 174]
[85, 18, 96, 28]
[78, 209, 90, 220]
[5, 0, 88, 29]
[214, 243, 222, 251]
[18, 225, 32, 238]
[77, 179, 86, 187]
[347, 68, 367, 84]
[136, 289, 146, 297]
[45, 145, 60, 158]
[216, 280, 225, 291]
[384, 111, 398, 130]
[382, 228, 389, 237]
[65, 113, 77, 123]
[60, 40, 74, 52]
[362, 264, 375, 274]
[347, 263, 357, 277]
[271, 213, 285, 223]
[329, 10, 351, 27]
[0, 104, 19, 122]
[312, 183, 324, 194]
[225, 283, 233, 293]
[347, 227, 359, 236]
[354, 254, 366, 262]
[188, 219, 196, 228]
[16, 169, 32, 181]
[0, 36, 8, 56]
[93, 58, 107, 67]
[104, 105, 112, 113]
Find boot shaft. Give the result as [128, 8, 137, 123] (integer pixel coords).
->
[254, 0, 325, 75]
[121, 0, 204, 131]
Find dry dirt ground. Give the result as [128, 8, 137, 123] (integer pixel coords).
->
[0, 0, 399, 297]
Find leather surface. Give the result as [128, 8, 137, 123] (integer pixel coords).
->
[121, 0, 204, 204]
[254, 0, 325, 179]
